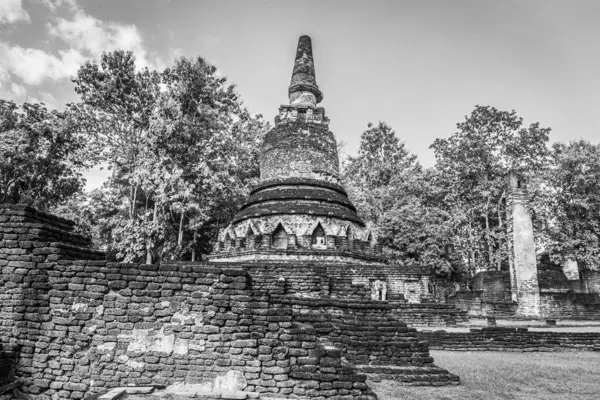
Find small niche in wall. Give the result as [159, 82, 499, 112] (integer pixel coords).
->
[272, 223, 288, 249]
[312, 223, 326, 249]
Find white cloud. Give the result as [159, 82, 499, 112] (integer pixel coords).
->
[0, 64, 9, 82]
[48, 10, 155, 69]
[0, 0, 30, 24]
[0, 42, 85, 84]
[0, 80, 26, 102]
[0, 0, 161, 95]
[10, 82, 26, 97]
[38, 90, 57, 107]
[37, 0, 77, 12]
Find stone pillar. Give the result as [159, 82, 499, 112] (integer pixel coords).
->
[562, 258, 579, 281]
[507, 172, 541, 317]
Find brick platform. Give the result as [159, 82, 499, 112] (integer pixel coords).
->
[419, 327, 600, 351]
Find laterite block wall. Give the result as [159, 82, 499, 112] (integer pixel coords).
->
[0, 204, 460, 399]
[419, 327, 600, 351]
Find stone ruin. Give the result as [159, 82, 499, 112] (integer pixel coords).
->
[0, 204, 460, 400]
[0, 36, 463, 400]
[447, 171, 600, 319]
[3, 34, 599, 400]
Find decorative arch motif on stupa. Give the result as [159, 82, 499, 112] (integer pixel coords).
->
[271, 222, 289, 249]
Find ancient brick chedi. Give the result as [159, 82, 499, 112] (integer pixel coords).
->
[210, 35, 382, 263]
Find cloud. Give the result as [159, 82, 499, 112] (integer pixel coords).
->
[0, 0, 162, 95]
[0, 81, 26, 102]
[48, 10, 157, 69]
[0, 42, 85, 85]
[10, 82, 26, 97]
[37, 0, 77, 12]
[38, 90, 57, 107]
[169, 47, 185, 60]
[0, 65, 8, 82]
[0, 0, 30, 24]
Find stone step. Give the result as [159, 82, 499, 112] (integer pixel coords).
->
[118, 390, 272, 400]
[356, 364, 460, 385]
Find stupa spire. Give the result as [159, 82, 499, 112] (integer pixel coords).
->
[288, 35, 323, 106]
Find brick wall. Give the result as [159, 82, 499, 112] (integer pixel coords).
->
[0, 204, 104, 399]
[539, 292, 600, 319]
[472, 271, 512, 302]
[273, 296, 460, 386]
[260, 120, 338, 182]
[582, 270, 600, 293]
[449, 267, 600, 319]
[419, 327, 600, 351]
[448, 291, 518, 318]
[326, 264, 430, 303]
[0, 205, 461, 399]
[4, 260, 385, 399]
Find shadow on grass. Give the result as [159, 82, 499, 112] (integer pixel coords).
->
[370, 351, 600, 400]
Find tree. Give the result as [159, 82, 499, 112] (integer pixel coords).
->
[430, 105, 551, 273]
[343, 121, 419, 225]
[66, 52, 268, 263]
[72, 50, 161, 219]
[0, 100, 94, 209]
[545, 140, 600, 270]
[377, 168, 467, 277]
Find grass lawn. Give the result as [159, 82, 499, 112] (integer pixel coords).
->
[370, 351, 600, 400]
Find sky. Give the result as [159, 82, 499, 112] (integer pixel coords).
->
[2, 0, 600, 190]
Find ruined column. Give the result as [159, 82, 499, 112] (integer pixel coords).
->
[562, 252, 580, 280]
[507, 172, 541, 317]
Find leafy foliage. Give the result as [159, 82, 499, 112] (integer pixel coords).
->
[63, 51, 268, 262]
[343, 122, 465, 277]
[344, 108, 556, 278]
[0, 100, 94, 208]
[343, 122, 419, 225]
[544, 140, 600, 270]
[430, 106, 551, 274]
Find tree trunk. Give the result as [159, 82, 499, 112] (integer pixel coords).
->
[129, 184, 134, 219]
[178, 210, 185, 248]
[497, 192, 505, 271]
[484, 194, 493, 268]
[468, 218, 475, 275]
[145, 202, 157, 265]
[131, 185, 138, 218]
[145, 246, 152, 264]
[191, 231, 197, 261]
